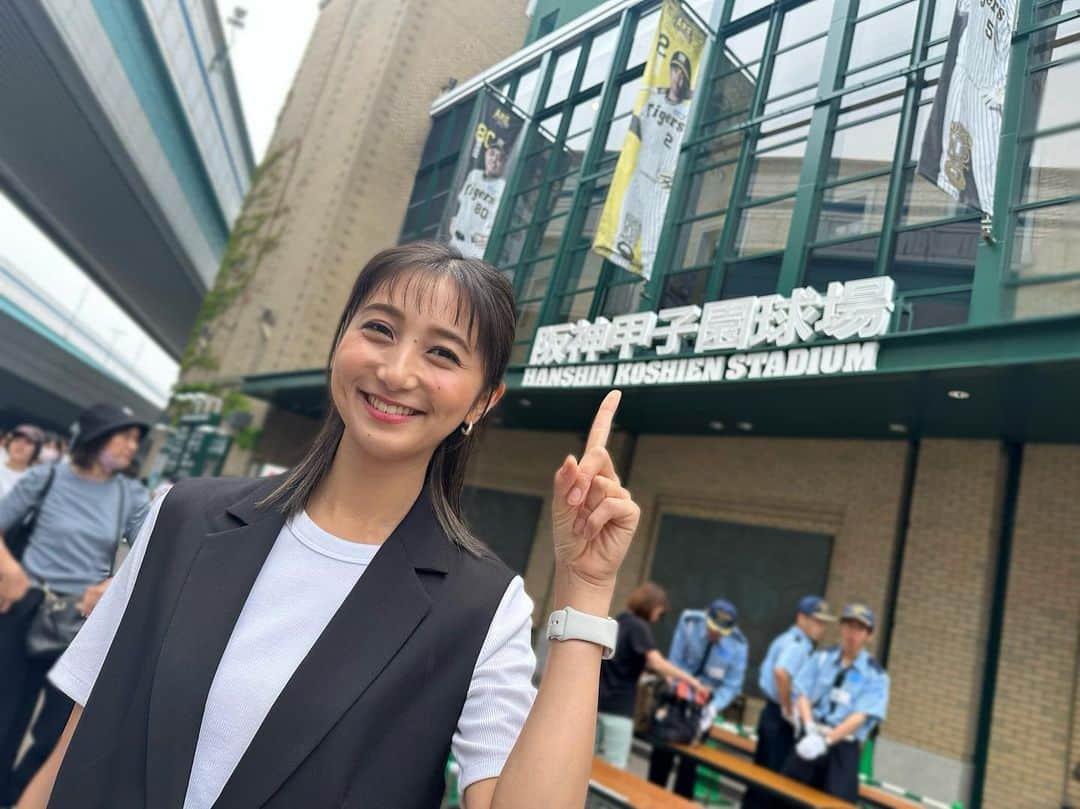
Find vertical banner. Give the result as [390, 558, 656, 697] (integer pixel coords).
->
[441, 89, 526, 259]
[593, 0, 707, 280]
[917, 0, 1017, 214]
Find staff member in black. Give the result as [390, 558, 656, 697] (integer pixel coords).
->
[595, 582, 707, 769]
[18, 242, 642, 809]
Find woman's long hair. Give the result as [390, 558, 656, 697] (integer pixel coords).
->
[260, 241, 516, 555]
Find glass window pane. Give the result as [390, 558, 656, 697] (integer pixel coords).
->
[701, 70, 759, 125]
[561, 249, 606, 291]
[695, 131, 745, 165]
[1010, 200, 1080, 279]
[674, 213, 727, 268]
[895, 290, 970, 331]
[566, 98, 599, 138]
[767, 36, 827, 102]
[929, 0, 955, 42]
[686, 161, 738, 215]
[804, 236, 881, 290]
[660, 268, 710, 308]
[1020, 128, 1080, 205]
[558, 290, 596, 322]
[721, 255, 782, 297]
[747, 139, 808, 199]
[628, 9, 661, 69]
[537, 214, 569, 253]
[546, 45, 582, 107]
[828, 112, 901, 181]
[599, 281, 644, 317]
[515, 65, 541, 111]
[510, 342, 531, 365]
[515, 299, 543, 343]
[892, 219, 979, 289]
[735, 198, 797, 255]
[500, 227, 530, 266]
[1028, 61, 1080, 133]
[731, 0, 773, 20]
[723, 22, 770, 67]
[1030, 17, 1080, 66]
[1007, 279, 1080, 320]
[688, 0, 717, 21]
[521, 257, 558, 299]
[780, 0, 832, 46]
[900, 169, 980, 225]
[582, 27, 619, 89]
[846, 3, 918, 76]
[816, 174, 891, 240]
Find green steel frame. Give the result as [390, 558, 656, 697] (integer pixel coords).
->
[402, 0, 1080, 364]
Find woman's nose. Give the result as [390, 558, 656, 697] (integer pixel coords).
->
[376, 345, 420, 389]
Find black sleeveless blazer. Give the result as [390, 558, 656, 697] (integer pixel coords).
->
[48, 475, 516, 809]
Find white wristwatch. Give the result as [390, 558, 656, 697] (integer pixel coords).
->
[547, 607, 618, 660]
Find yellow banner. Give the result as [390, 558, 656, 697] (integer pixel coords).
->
[593, 0, 707, 280]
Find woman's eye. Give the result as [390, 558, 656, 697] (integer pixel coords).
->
[430, 346, 462, 365]
[362, 321, 393, 338]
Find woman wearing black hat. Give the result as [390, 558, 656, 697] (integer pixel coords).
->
[0, 403, 149, 804]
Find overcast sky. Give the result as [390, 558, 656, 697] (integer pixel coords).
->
[214, 0, 319, 161]
[0, 2, 317, 408]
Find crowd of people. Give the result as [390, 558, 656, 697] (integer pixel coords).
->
[596, 585, 890, 804]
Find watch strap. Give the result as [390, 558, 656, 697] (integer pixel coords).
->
[547, 606, 618, 660]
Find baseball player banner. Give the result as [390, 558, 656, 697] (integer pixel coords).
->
[917, 0, 1018, 214]
[593, 0, 708, 280]
[441, 89, 526, 259]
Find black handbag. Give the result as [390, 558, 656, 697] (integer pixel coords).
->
[648, 679, 710, 744]
[25, 479, 127, 661]
[4, 464, 57, 562]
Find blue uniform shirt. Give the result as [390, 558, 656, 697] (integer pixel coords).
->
[758, 625, 814, 705]
[792, 645, 889, 742]
[668, 609, 748, 713]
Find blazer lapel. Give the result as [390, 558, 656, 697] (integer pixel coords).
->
[145, 480, 286, 809]
[214, 486, 450, 808]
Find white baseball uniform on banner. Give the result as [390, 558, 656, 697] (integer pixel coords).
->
[615, 89, 690, 276]
[934, 0, 1016, 212]
[449, 169, 506, 259]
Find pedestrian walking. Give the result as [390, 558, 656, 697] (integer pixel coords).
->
[0, 404, 148, 804]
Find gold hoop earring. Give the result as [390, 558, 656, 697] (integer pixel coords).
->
[461, 422, 474, 436]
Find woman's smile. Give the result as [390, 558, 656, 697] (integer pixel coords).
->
[360, 390, 424, 424]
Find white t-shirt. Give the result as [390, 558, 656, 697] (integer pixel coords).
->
[0, 463, 27, 499]
[50, 493, 537, 807]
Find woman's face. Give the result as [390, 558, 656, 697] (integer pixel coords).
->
[101, 427, 142, 471]
[6, 436, 37, 467]
[330, 272, 503, 465]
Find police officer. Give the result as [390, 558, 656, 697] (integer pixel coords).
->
[742, 595, 834, 809]
[782, 602, 890, 802]
[647, 598, 748, 797]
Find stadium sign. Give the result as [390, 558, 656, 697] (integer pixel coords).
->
[522, 277, 896, 389]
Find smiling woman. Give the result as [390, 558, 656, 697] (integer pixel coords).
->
[19, 241, 641, 809]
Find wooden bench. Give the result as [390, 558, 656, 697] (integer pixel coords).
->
[707, 726, 928, 809]
[668, 742, 858, 809]
[588, 757, 699, 809]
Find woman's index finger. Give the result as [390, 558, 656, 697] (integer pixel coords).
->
[586, 390, 621, 451]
